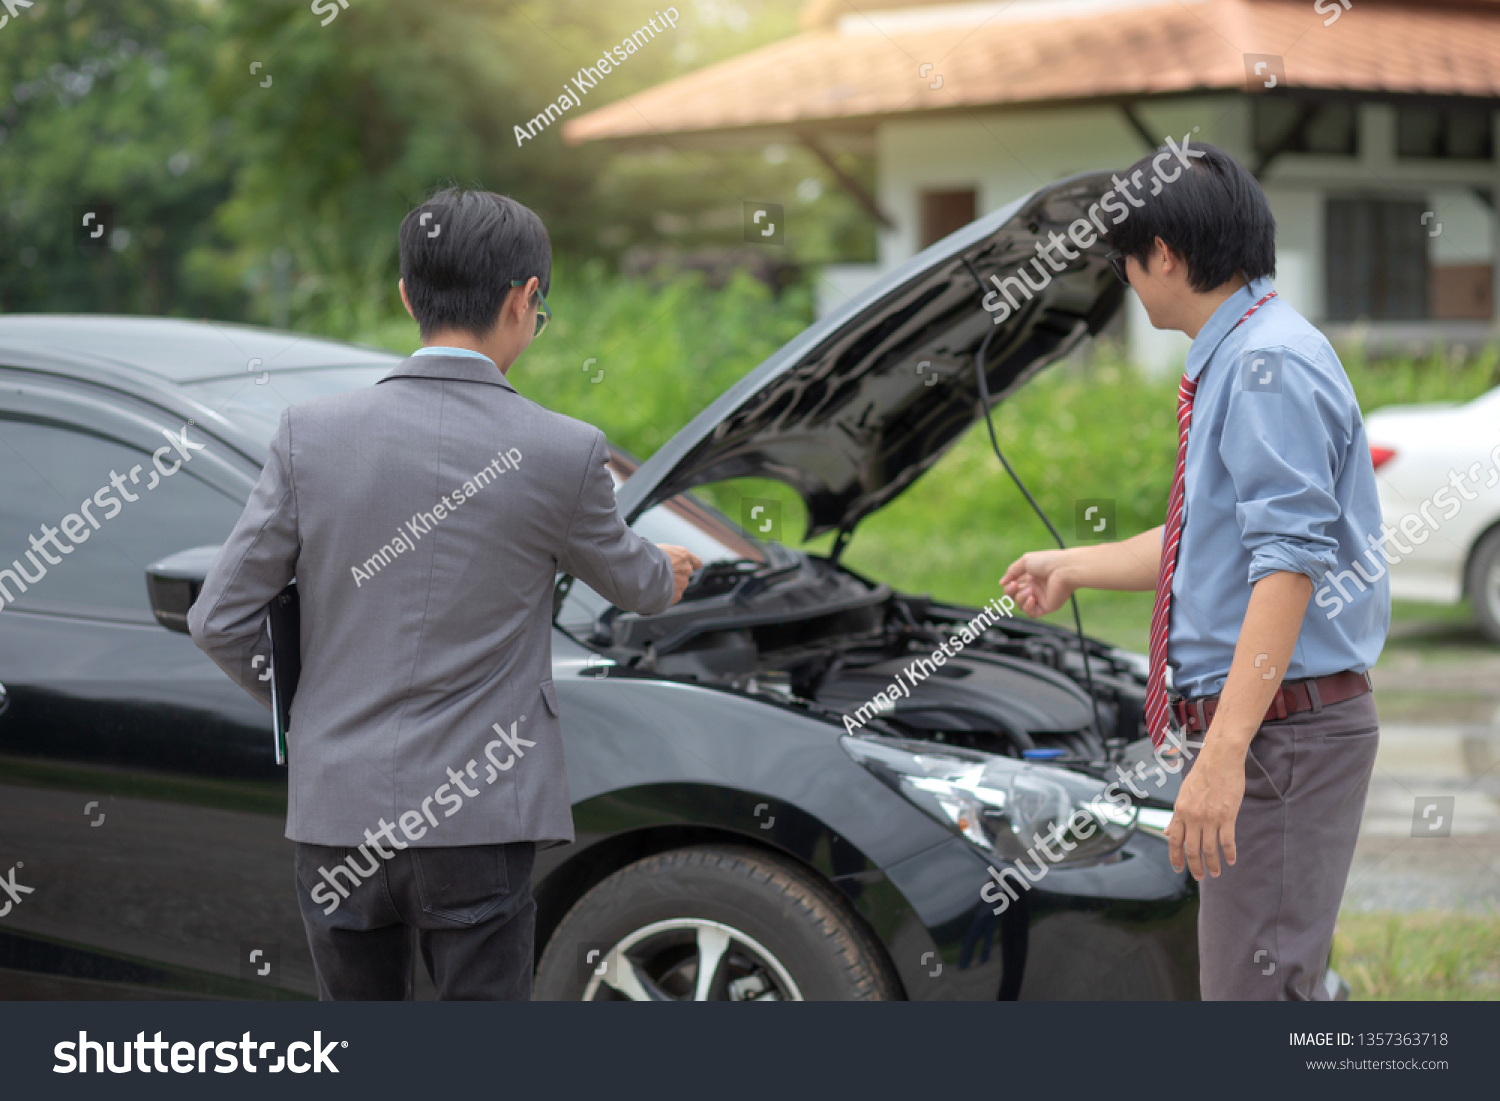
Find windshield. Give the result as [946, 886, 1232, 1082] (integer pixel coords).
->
[557, 458, 787, 627]
[180, 366, 397, 446]
[609, 453, 768, 567]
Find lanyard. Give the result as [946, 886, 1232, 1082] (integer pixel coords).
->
[1234, 290, 1278, 330]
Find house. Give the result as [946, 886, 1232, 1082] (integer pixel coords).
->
[565, 0, 1500, 371]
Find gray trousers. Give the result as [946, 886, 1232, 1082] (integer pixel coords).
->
[294, 840, 537, 1000]
[1180, 691, 1378, 1000]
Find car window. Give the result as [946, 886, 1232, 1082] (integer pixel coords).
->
[630, 493, 768, 567]
[605, 453, 770, 567]
[0, 419, 244, 624]
[180, 366, 394, 447]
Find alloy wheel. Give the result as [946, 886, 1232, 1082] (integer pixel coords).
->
[581, 918, 804, 1001]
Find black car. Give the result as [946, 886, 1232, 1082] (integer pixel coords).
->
[0, 172, 1201, 1001]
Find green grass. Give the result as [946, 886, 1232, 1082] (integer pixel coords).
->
[1384, 598, 1495, 653]
[1333, 911, 1500, 1000]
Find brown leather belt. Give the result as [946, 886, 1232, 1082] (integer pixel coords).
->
[1169, 669, 1372, 734]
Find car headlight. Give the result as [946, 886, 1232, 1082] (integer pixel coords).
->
[1134, 806, 1174, 839]
[841, 734, 1136, 865]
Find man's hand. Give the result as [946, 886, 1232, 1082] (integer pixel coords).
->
[1167, 741, 1246, 880]
[1001, 528, 1163, 615]
[1001, 550, 1076, 617]
[658, 544, 703, 605]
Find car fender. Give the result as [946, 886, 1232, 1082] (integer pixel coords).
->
[548, 653, 953, 866]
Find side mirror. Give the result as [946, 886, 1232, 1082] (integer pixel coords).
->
[145, 546, 222, 635]
[0, 681, 8, 717]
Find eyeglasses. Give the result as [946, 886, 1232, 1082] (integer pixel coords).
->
[510, 279, 551, 337]
[1106, 250, 1130, 286]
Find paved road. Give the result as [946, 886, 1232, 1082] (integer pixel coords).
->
[1342, 644, 1500, 913]
[1343, 722, 1500, 912]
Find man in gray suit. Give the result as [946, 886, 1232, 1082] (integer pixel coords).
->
[189, 187, 701, 1000]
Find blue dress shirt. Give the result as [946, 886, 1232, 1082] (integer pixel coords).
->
[1168, 277, 1389, 698]
[412, 346, 498, 369]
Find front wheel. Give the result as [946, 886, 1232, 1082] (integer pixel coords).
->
[534, 845, 900, 1001]
[1467, 527, 1500, 644]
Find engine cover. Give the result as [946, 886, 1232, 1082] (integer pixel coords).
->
[814, 650, 1095, 742]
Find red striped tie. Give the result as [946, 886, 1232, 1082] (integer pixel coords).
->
[1143, 373, 1198, 746]
[1143, 290, 1277, 746]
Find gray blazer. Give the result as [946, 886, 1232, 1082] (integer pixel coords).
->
[188, 353, 674, 847]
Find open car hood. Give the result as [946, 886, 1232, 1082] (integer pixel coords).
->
[616, 171, 1125, 539]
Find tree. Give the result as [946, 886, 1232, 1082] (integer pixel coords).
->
[0, 0, 862, 331]
[0, 0, 241, 317]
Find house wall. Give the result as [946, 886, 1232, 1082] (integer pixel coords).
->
[1261, 102, 1500, 357]
[865, 95, 1248, 372]
[814, 97, 1500, 375]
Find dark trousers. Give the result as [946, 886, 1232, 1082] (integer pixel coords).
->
[1181, 691, 1379, 1000]
[294, 840, 537, 1000]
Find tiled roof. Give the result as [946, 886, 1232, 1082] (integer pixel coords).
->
[564, 0, 1500, 144]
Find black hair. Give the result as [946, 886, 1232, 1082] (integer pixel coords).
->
[398, 187, 552, 339]
[1106, 141, 1275, 292]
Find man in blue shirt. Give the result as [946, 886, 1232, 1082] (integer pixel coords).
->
[1003, 144, 1387, 1000]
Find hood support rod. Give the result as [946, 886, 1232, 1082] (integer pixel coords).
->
[960, 253, 1106, 744]
[829, 526, 853, 563]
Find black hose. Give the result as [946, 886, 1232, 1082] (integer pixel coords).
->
[961, 256, 1106, 744]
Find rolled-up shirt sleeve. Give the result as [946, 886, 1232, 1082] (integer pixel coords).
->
[1217, 346, 1350, 585]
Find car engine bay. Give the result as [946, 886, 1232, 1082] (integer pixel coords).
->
[560, 548, 1151, 776]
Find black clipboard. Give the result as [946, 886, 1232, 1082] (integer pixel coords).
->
[266, 582, 301, 765]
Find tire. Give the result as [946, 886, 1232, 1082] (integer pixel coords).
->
[1468, 526, 1500, 644]
[534, 845, 900, 1001]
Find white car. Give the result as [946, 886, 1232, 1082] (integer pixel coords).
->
[1364, 386, 1500, 643]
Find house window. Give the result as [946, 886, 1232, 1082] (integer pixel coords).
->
[1397, 106, 1493, 160]
[1325, 198, 1429, 321]
[919, 189, 976, 250]
[1253, 99, 1357, 159]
